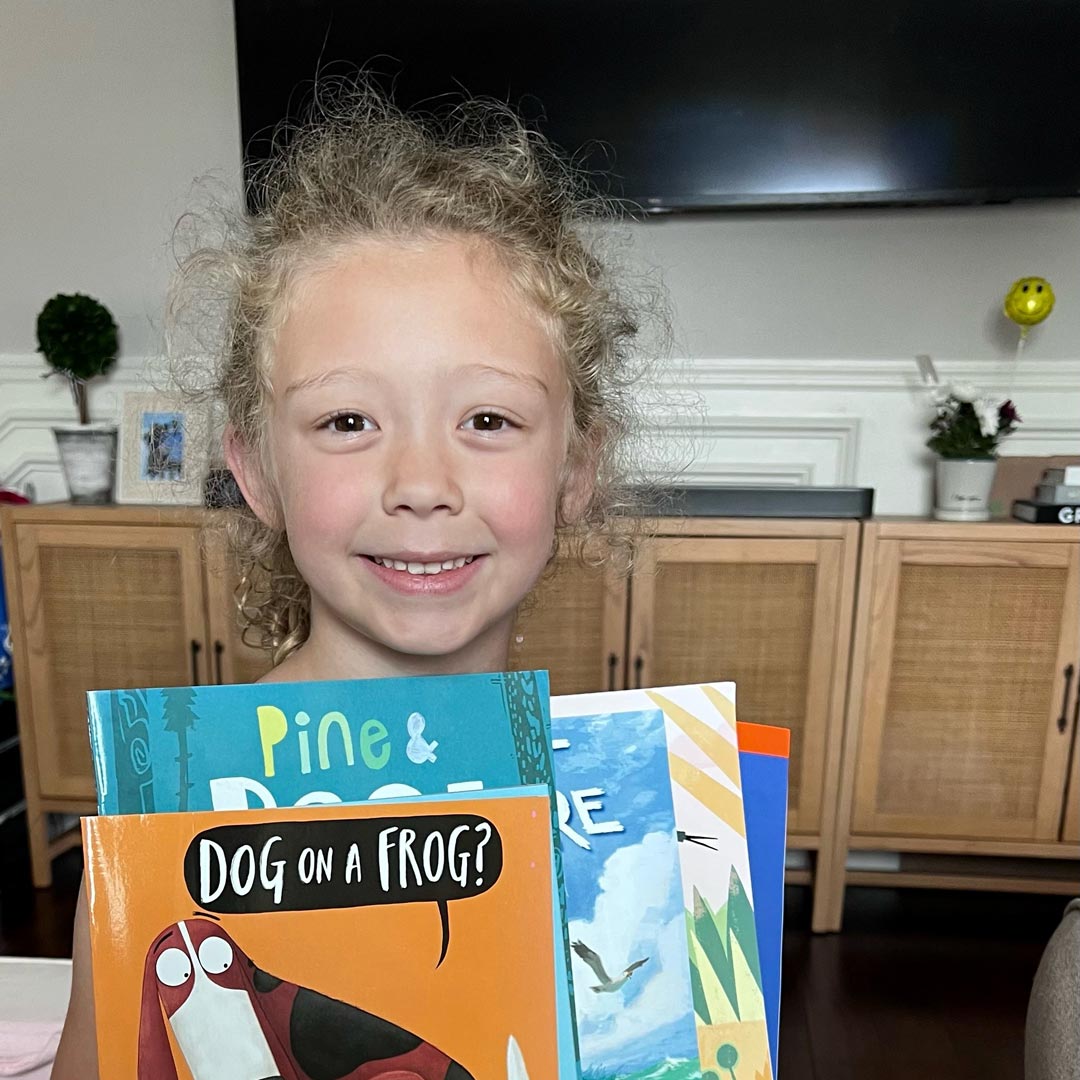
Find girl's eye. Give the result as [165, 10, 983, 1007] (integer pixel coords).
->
[465, 411, 514, 433]
[322, 412, 372, 434]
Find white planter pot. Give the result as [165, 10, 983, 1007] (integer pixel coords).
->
[53, 424, 118, 504]
[933, 457, 998, 521]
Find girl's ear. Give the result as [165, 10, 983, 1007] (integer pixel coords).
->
[557, 430, 601, 527]
[223, 424, 279, 529]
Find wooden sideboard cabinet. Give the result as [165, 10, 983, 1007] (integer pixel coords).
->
[826, 519, 1080, 930]
[0, 505, 273, 886]
[10, 503, 1072, 932]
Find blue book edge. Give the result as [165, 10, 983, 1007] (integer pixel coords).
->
[739, 747, 789, 1075]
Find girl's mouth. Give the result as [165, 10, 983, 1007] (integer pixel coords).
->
[366, 554, 476, 576]
[360, 553, 485, 594]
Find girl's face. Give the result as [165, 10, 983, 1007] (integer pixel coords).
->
[241, 237, 576, 675]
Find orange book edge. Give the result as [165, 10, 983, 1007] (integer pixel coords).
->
[736, 720, 790, 758]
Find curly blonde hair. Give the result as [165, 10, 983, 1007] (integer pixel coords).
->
[169, 86, 664, 665]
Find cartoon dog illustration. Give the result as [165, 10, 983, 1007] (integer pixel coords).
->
[140, 916, 476, 1080]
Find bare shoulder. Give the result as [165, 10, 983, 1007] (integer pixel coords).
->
[254, 646, 324, 684]
[259, 652, 311, 686]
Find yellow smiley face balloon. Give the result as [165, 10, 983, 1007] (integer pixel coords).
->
[1003, 277, 1055, 327]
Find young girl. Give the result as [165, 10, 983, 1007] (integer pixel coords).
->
[53, 89, 654, 1076]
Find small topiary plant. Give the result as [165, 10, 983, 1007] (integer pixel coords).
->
[35, 292, 119, 424]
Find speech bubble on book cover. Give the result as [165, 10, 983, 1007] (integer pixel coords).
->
[182, 814, 502, 966]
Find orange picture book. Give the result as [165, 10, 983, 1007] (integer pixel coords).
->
[83, 789, 557, 1080]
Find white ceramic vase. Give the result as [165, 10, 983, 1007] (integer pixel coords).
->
[52, 423, 118, 504]
[933, 457, 998, 521]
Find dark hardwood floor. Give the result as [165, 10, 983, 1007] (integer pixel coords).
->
[778, 885, 1066, 1080]
[0, 817, 1069, 1079]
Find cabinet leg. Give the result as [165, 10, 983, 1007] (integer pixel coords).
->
[810, 848, 834, 933]
[810, 844, 847, 933]
[828, 845, 849, 931]
[25, 794, 53, 889]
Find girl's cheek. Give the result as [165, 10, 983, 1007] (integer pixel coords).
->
[481, 460, 561, 537]
[278, 454, 366, 532]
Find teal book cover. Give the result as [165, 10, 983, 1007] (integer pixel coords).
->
[88, 671, 552, 815]
[86, 669, 581, 1078]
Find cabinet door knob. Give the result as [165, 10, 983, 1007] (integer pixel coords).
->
[607, 653, 618, 691]
[1059, 663, 1075, 734]
[633, 655, 644, 689]
[214, 640, 225, 685]
[189, 640, 202, 686]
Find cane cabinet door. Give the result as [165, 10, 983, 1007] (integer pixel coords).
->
[627, 535, 850, 837]
[851, 538, 1080, 842]
[9, 522, 208, 799]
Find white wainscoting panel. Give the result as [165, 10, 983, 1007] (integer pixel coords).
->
[3, 353, 1078, 513]
[3, 354, 151, 502]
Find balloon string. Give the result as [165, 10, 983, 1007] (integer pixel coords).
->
[1001, 332, 1026, 403]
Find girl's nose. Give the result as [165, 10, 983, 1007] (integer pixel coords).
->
[382, 438, 464, 517]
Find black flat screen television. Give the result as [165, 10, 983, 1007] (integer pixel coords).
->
[234, 0, 1080, 212]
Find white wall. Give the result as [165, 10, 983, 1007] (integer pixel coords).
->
[1, 0, 242, 356]
[629, 203, 1080, 361]
[3, 1, 1078, 508]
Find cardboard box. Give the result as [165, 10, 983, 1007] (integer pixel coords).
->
[989, 456, 1080, 519]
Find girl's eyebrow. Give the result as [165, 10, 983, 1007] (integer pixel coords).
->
[452, 362, 549, 395]
[283, 366, 381, 397]
[284, 362, 548, 396]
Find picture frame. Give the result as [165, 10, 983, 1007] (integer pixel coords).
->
[115, 391, 210, 506]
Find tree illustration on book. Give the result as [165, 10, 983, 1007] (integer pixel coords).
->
[161, 685, 197, 811]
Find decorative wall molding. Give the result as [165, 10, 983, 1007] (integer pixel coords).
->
[675, 462, 816, 487]
[4, 351, 151, 384]
[1005, 419, 1080, 451]
[0, 411, 66, 445]
[656, 356, 1080, 392]
[2, 452, 61, 491]
[649, 416, 861, 486]
[3, 352, 1074, 511]
[7, 351, 1080, 391]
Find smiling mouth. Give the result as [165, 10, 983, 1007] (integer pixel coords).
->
[364, 555, 478, 576]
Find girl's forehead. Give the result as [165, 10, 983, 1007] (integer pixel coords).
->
[287, 234, 530, 312]
[271, 236, 564, 389]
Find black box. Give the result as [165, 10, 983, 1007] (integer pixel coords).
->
[1011, 500, 1080, 524]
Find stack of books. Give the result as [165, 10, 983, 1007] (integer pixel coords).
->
[81, 671, 789, 1079]
[1012, 465, 1080, 524]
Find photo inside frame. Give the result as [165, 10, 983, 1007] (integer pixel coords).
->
[139, 411, 186, 482]
[117, 392, 208, 505]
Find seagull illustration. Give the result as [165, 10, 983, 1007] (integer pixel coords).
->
[677, 829, 719, 851]
[571, 941, 649, 993]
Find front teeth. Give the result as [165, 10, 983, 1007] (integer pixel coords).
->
[372, 555, 474, 575]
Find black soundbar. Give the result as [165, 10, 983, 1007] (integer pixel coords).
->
[642, 485, 875, 519]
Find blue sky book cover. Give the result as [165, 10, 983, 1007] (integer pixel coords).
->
[552, 705, 698, 1080]
[554, 686, 773, 1080]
